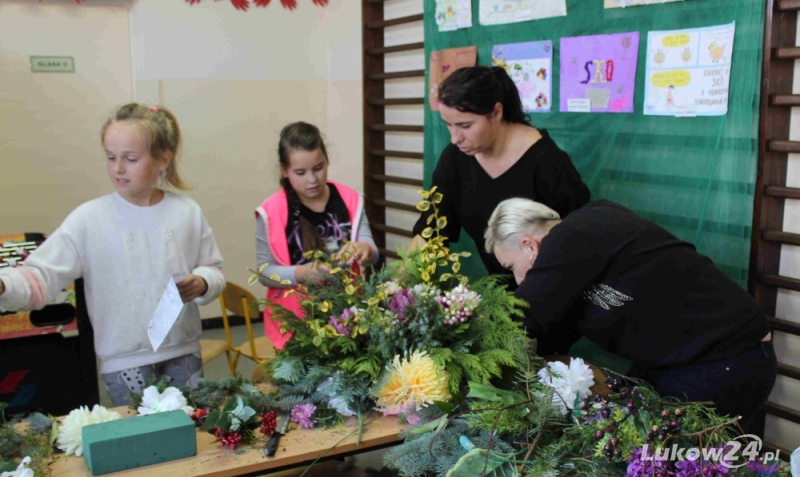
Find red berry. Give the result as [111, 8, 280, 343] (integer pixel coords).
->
[260, 411, 277, 435]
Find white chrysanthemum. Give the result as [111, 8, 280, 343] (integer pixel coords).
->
[137, 386, 194, 416]
[411, 283, 440, 299]
[538, 358, 595, 416]
[381, 281, 402, 296]
[0, 456, 33, 477]
[56, 405, 122, 456]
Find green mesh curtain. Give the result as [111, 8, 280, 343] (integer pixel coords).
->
[423, 0, 764, 288]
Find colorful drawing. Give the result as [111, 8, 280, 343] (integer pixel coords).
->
[708, 42, 726, 62]
[559, 32, 640, 113]
[429, 46, 478, 111]
[681, 46, 693, 64]
[492, 40, 553, 113]
[644, 22, 736, 116]
[537, 68, 547, 80]
[479, 0, 566, 26]
[604, 0, 687, 8]
[435, 0, 472, 32]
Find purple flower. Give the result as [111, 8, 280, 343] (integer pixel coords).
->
[328, 315, 352, 337]
[675, 459, 729, 477]
[626, 447, 673, 477]
[389, 288, 416, 321]
[746, 460, 781, 476]
[340, 307, 356, 320]
[290, 403, 316, 429]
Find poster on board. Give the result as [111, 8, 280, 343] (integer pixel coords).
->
[644, 22, 735, 116]
[479, 0, 566, 26]
[429, 46, 478, 111]
[604, 0, 687, 8]
[436, 0, 472, 32]
[559, 32, 640, 113]
[492, 40, 553, 113]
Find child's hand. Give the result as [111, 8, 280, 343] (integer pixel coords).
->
[176, 274, 208, 303]
[296, 262, 331, 285]
[333, 242, 373, 265]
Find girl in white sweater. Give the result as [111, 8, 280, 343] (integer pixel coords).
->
[0, 103, 225, 405]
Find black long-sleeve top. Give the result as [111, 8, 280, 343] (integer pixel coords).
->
[516, 200, 770, 369]
[413, 129, 591, 276]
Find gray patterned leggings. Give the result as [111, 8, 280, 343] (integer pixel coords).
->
[102, 353, 203, 406]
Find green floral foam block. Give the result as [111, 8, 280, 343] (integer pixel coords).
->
[81, 410, 196, 475]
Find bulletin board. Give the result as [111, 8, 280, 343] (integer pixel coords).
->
[424, 0, 765, 287]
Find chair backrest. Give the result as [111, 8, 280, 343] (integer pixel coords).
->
[221, 281, 259, 319]
[219, 281, 274, 369]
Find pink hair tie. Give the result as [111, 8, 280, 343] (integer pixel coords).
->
[149, 105, 158, 111]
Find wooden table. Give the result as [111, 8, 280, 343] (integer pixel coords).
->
[48, 407, 407, 477]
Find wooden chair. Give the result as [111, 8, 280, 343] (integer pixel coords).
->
[219, 281, 276, 376]
[199, 339, 230, 367]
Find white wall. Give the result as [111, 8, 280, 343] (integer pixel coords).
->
[0, 0, 363, 318]
[128, 0, 363, 316]
[0, 3, 132, 236]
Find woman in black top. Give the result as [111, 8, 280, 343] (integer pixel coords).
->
[484, 197, 776, 431]
[411, 66, 590, 277]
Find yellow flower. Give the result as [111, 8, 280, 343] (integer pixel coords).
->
[374, 350, 451, 414]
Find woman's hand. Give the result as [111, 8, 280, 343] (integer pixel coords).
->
[176, 274, 208, 303]
[296, 262, 332, 285]
[333, 242, 373, 265]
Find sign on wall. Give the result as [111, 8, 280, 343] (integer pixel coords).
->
[30, 56, 74, 73]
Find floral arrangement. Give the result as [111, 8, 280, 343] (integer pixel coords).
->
[0, 405, 55, 477]
[382, 352, 790, 477]
[0, 402, 126, 476]
[258, 187, 530, 443]
[0, 188, 793, 475]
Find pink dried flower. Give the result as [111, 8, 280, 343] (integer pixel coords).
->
[290, 403, 317, 429]
[389, 288, 416, 321]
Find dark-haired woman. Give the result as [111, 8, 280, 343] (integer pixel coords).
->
[255, 122, 379, 349]
[411, 66, 590, 279]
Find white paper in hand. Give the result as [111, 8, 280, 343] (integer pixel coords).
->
[148, 277, 184, 352]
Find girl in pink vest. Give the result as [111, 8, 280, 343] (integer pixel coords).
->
[255, 122, 379, 349]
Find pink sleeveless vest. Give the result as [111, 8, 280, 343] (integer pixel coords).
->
[255, 182, 364, 349]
